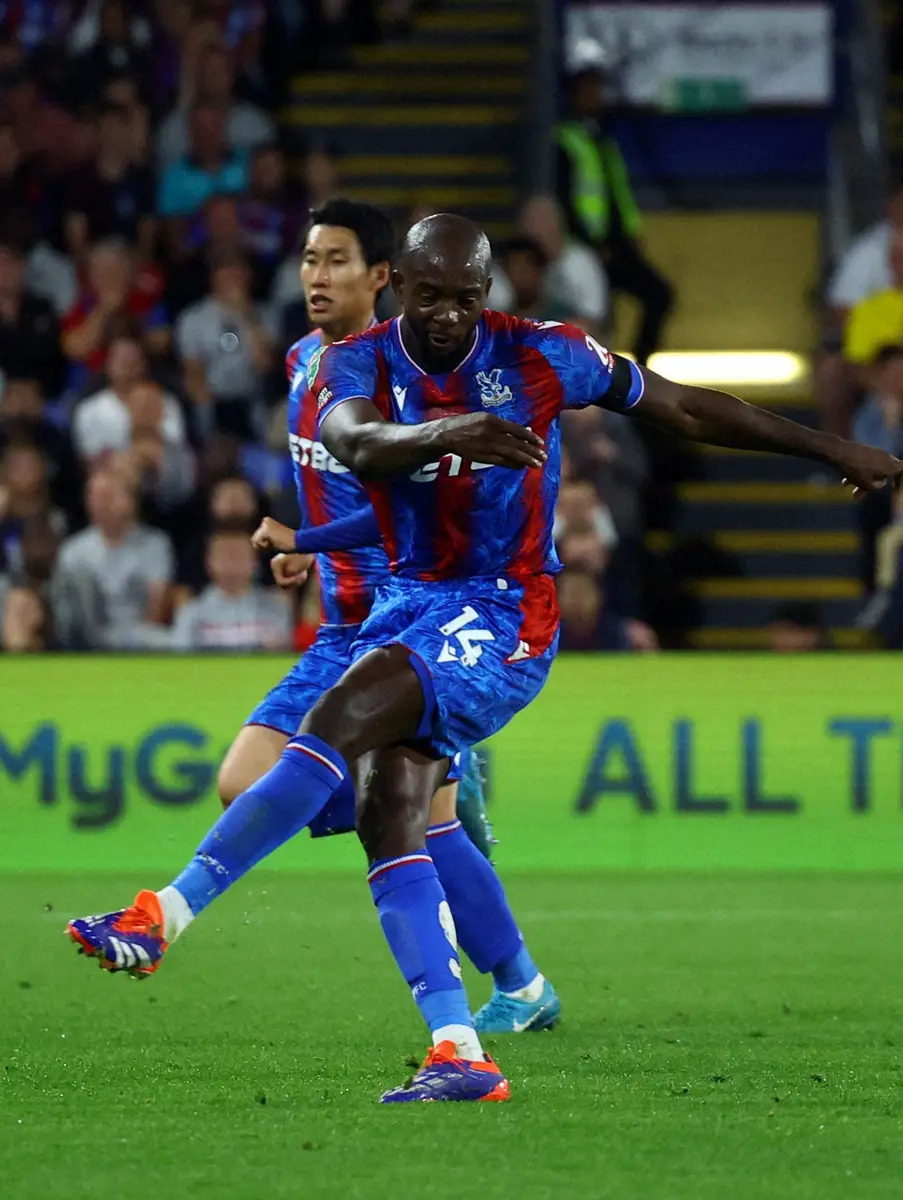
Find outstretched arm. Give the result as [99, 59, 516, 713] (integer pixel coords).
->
[252, 509, 382, 556]
[635, 367, 903, 494]
[294, 507, 381, 553]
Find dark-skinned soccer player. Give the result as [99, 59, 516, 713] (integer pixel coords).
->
[69, 214, 903, 1102]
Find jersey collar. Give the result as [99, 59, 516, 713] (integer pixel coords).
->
[393, 315, 483, 377]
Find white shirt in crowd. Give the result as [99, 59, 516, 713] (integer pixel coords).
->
[176, 298, 278, 401]
[52, 524, 174, 648]
[171, 585, 292, 651]
[156, 104, 276, 168]
[827, 221, 893, 310]
[492, 242, 610, 325]
[73, 387, 188, 459]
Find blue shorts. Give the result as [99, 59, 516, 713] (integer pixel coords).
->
[244, 624, 465, 836]
[245, 625, 359, 738]
[351, 575, 559, 761]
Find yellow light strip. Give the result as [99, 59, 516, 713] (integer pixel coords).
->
[644, 351, 809, 387]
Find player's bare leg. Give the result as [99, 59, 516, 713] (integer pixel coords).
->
[218, 725, 289, 807]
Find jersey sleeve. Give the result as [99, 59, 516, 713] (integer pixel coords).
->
[312, 336, 379, 432]
[540, 323, 645, 413]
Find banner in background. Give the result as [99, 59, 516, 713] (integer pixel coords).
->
[565, 3, 833, 108]
[2, 655, 902, 872]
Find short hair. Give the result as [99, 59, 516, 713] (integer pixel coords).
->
[499, 234, 549, 270]
[873, 343, 903, 368]
[400, 213, 492, 279]
[0, 237, 27, 261]
[769, 601, 822, 629]
[206, 518, 256, 550]
[308, 198, 395, 267]
[97, 100, 130, 122]
[209, 245, 248, 274]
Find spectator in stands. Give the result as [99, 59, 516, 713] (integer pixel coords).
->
[175, 246, 276, 440]
[3, 207, 77, 318]
[63, 101, 156, 263]
[0, 122, 36, 218]
[556, 63, 673, 365]
[158, 101, 249, 221]
[0, 239, 66, 399]
[174, 473, 261, 596]
[0, 441, 68, 581]
[560, 405, 649, 616]
[844, 231, 903, 372]
[0, 378, 82, 521]
[766, 602, 825, 653]
[122, 426, 195, 515]
[1, 65, 91, 178]
[493, 195, 609, 333]
[156, 44, 275, 169]
[554, 479, 618, 577]
[850, 346, 903, 591]
[171, 526, 290, 650]
[494, 236, 562, 323]
[238, 143, 303, 288]
[828, 188, 903, 321]
[852, 345, 903, 456]
[51, 467, 174, 649]
[195, 0, 267, 77]
[148, 0, 203, 114]
[560, 407, 648, 544]
[557, 570, 658, 651]
[13, 516, 62, 591]
[70, 0, 153, 100]
[61, 238, 169, 379]
[167, 193, 266, 315]
[303, 146, 339, 209]
[0, 2, 71, 56]
[269, 147, 340, 330]
[73, 335, 188, 464]
[1, 583, 50, 652]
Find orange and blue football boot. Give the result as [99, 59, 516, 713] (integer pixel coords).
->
[66, 890, 167, 978]
[379, 1041, 510, 1103]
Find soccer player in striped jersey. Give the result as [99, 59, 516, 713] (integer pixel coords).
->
[72, 213, 900, 1102]
[68, 201, 559, 1041]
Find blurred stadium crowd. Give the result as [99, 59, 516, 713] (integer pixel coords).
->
[819, 185, 903, 647]
[16, 3, 903, 657]
[0, 0, 666, 656]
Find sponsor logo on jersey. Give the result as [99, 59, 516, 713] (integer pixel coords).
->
[289, 433, 350, 474]
[317, 386, 332, 412]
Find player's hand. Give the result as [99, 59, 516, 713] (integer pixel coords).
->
[270, 552, 313, 589]
[252, 517, 298, 554]
[434, 413, 547, 470]
[833, 444, 903, 497]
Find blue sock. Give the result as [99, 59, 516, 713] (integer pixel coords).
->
[171, 735, 350, 916]
[368, 852, 474, 1039]
[427, 820, 540, 993]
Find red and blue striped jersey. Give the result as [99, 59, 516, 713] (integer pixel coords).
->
[285, 331, 389, 625]
[313, 310, 644, 581]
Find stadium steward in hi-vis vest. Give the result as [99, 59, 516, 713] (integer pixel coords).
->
[556, 121, 641, 244]
[556, 60, 674, 365]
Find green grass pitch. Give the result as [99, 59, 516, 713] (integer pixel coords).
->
[2, 871, 903, 1199]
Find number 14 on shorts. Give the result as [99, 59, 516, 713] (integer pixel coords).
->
[437, 606, 495, 668]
